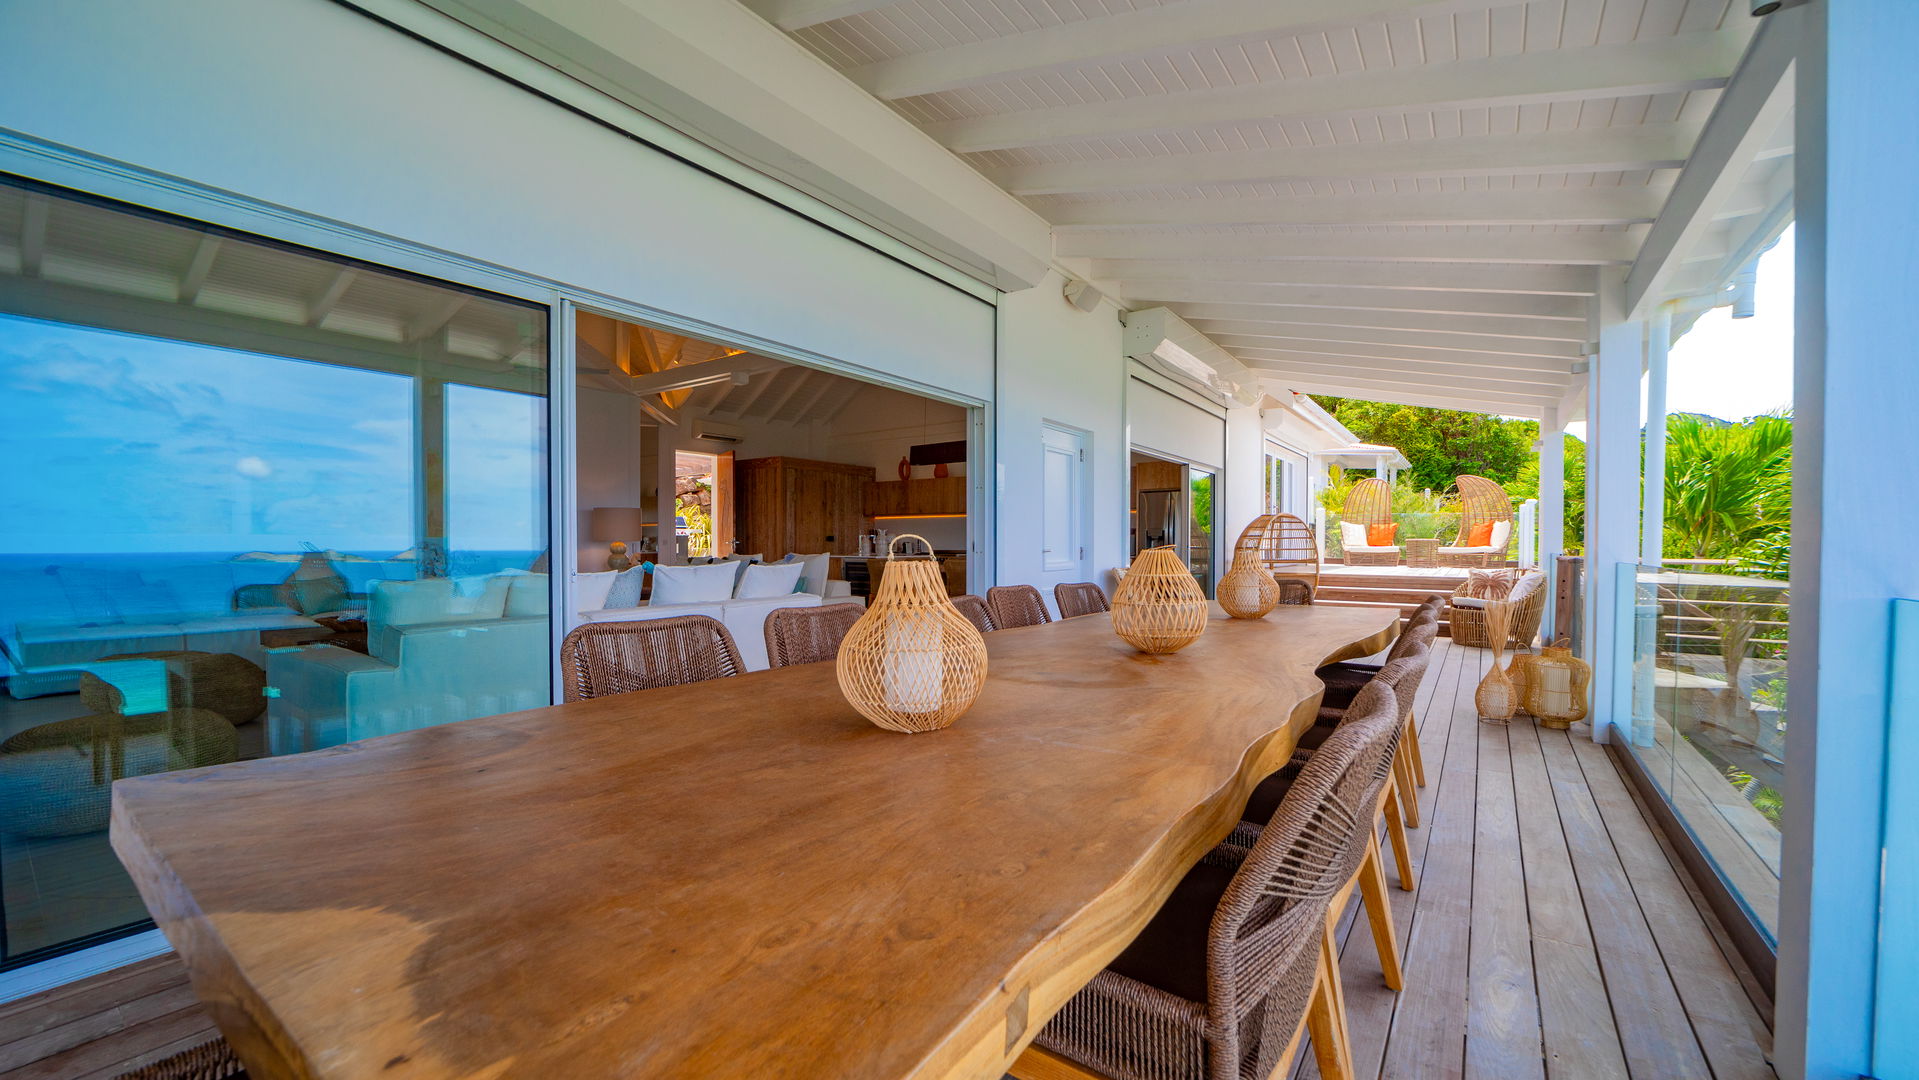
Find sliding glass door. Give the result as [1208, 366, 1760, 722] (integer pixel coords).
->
[0, 179, 550, 966]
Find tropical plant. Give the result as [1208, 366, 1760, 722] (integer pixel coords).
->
[1502, 432, 1587, 555]
[1311, 395, 1538, 490]
[1661, 412, 1792, 574]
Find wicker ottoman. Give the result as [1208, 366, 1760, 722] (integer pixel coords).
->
[0, 709, 238, 838]
[78, 650, 267, 724]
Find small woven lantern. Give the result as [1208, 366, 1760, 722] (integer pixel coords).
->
[1216, 547, 1282, 619]
[1523, 637, 1592, 730]
[1474, 599, 1520, 722]
[1111, 546, 1209, 654]
[835, 535, 988, 733]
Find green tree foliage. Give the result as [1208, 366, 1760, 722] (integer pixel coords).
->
[1661, 412, 1792, 575]
[1311, 395, 1537, 490]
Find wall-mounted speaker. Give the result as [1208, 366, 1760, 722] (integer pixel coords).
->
[1062, 278, 1104, 312]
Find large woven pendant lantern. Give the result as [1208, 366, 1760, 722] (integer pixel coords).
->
[835, 535, 988, 733]
[1216, 547, 1282, 619]
[1523, 638, 1592, 730]
[1474, 599, 1520, 722]
[1111, 546, 1210, 654]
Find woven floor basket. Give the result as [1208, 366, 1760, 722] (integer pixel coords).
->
[1110, 546, 1209, 654]
[835, 535, 988, 733]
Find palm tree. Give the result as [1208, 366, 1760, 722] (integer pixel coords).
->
[1661, 413, 1792, 567]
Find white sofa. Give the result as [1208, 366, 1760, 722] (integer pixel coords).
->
[572, 564, 857, 672]
[265, 573, 549, 754]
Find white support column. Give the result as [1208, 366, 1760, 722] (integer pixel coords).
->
[1641, 304, 1672, 566]
[1779, 3, 1919, 1076]
[1538, 405, 1566, 640]
[1583, 270, 1645, 746]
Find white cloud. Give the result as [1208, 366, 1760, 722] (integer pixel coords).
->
[235, 455, 272, 479]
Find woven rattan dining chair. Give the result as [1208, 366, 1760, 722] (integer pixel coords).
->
[1017, 690, 1401, 1080]
[559, 615, 744, 701]
[1054, 581, 1110, 619]
[764, 603, 865, 668]
[1230, 678, 1416, 1000]
[950, 594, 996, 634]
[1318, 597, 1444, 799]
[1232, 513, 1321, 603]
[986, 584, 1051, 629]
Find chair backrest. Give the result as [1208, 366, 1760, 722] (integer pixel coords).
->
[1054, 582, 1110, 619]
[1387, 610, 1440, 663]
[1453, 474, 1515, 549]
[986, 585, 1051, 629]
[1344, 477, 1394, 528]
[950, 594, 996, 634]
[764, 604, 866, 668]
[1233, 513, 1321, 603]
[559, 615, 744, 701]
[1205, 684, 1400, 1038]
[1369, 647, 1432, 726]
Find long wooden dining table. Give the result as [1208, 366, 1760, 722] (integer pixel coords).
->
[110, 602, 1399, 1080]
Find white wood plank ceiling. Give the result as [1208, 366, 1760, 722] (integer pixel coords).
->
[744, 0, 1766, 417]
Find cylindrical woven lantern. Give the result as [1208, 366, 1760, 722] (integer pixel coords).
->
[836, 535, 988, 733]
[1474, 599, 1520, 722]
[1216, 547, 1282, 619]
[1110, 546, 1209, 654]
[1523, 638, 1592, 730]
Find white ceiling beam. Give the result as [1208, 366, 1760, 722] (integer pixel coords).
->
[927, 29, 1748, 153]
[637, 397, 680, 427]
[757, 368, 813, 420]
[1229, 350, 1573, 389]
[406, 295, 468, 344]
[1112, 281, 1586, 319]
[1260, 375, 1547, 416]
[991, 125, 1699, 196]
[620, 354, 778, 396]
[19, 195, 48, 278]
[1166, 303, 1588, 341]
[1191, 320, 1583, 359]
[176, 235, 223, 306]
[846, 0, 1471, 100]
[1092, 260, 1596, 296]
[306, 267, 356, 327]
[1059, 230, 1642, 264]
[784, 375, 841, 426]
[1048, 188, 1665, 229]
[1249, 365, 1561, 406]
[719, 363, 787, 418]
[739, 0, 897, 31]
[1212, 334, 1576, 370]
[1626, 16, 1796, 319]
[819, 380, 867, 425]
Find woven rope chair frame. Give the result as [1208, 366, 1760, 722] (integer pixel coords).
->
[1448, 474, 1517, 569]
[764, 603, 866, 668]
[559, 615, 744, 701]
[1232, 513, 1320, 604]
[1035, 691, 1399, 1080]
[986, 584, 1052, 629]
[950, 594, 996, 634]
[1448, 573, 1547, 650]
[1054, 582, 1111, 619]
[1342, 477, 1400, 567]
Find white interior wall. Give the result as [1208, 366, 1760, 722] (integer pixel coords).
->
[0, 0, 994, 401]
[995, 270, 1127, 604]
[1221, 408, 1263, 554]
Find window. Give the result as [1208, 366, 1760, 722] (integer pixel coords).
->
[0, 179, 549, 966]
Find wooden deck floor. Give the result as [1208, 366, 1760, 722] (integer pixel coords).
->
[0, 640, 1773, 1080]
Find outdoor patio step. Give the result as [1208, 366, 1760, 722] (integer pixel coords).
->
[1316, 583, 1456, 606]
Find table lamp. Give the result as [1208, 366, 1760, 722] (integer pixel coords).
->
[590, 507, 648, 570]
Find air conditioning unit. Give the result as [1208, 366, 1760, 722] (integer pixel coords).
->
[1121, 307, 1261, 407]
[691, 419, 744, 445]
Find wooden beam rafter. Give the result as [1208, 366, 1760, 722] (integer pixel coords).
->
[1111, 281, 1587, 319]
[1059, 230, 1643, 264]
[178, 236, 224, 307]
[1048, 188, 1667, 230]
[306, 267, 356, 327]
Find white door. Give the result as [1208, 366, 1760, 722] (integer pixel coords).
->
[1041, 425, 1088, 582]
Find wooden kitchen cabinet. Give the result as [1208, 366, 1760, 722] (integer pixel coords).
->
[734, 457, 874, 561]
[863, 476, 966, 518]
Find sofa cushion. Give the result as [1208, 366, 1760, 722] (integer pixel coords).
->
[784, 553, 832, 598]
[650, 563, 738, 605]
[602, 565, 649, 609]
[1341, 521, 1368, 550]
[370, 576, 509, 629]
[505, 573, 549, 617]
[1104, 859, 1238, 1003]
[737, 562, 804, 599]
[574, 570, 618, 613]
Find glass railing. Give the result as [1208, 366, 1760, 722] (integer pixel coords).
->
[1621, 563, 1787, 946]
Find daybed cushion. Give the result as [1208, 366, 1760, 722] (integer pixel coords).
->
[1341, 521, 1368, 550]
[1489, 520, 1513, 550]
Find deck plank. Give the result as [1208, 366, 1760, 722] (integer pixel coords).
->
[1465, 722, 1544, 1080]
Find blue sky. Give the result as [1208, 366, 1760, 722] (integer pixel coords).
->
[0, 313, 543, 554]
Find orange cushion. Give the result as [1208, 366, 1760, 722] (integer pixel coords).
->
[1366, 523, 1397, 546]
[1466, 520, 1495, 546]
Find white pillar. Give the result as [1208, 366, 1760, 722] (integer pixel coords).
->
[1539, 405, 1566, 641]
[1778, 3, 1919, 1075]
[1583, 270, 1645, 746]
[1641, 304, 1672, 566]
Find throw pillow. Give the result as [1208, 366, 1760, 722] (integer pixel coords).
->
[1466, 520, 1495, 547]
[573, 570, 618, 612]
[602, 565, 650, 609]
[736, 561, 805, 599]
[1341, 521, 1370, 549]
[1366, 523, 1397, 547]
[649, 562, 739, 605]
[784, 553, 832, 597]
[1489, 520, 1512, 551]
[1461, 569, 1522, 600]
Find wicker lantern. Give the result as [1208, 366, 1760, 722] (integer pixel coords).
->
[1474, 599, 1520, 722]
[835, 535, 988, 733]
[1110, 546, 1210, 654]
[1216, 547, 1282, 619]
[1523, 638, 1592, 730]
